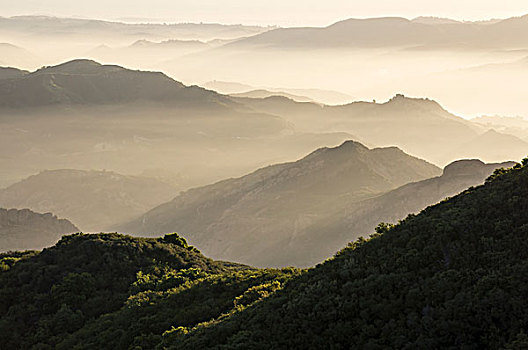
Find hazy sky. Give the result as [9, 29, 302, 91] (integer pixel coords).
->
[3, 0, 528, 26]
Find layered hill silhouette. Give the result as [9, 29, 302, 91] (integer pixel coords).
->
[228, 15, 528, 49]
[0, 59, 300, 190]
[0, 43, 39, 68]
[0, 16, 271, 42]
[235, 93, 528, 165]
[0, 208, 78, 252]
[118, 140, 441, 266]
[229, 89, 313, 103]
[0, 59, 233, 108]
[472, 115, 528, 140]
[165, 159, 528, 349]
[267, 159, 516, 266]
[203, 80, 353, 105]
[1, 159, 526, 349]
[0, 169, 178, 232]
[441, 129, 528, 164]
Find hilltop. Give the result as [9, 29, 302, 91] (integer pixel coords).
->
[118, 140, 441, 266]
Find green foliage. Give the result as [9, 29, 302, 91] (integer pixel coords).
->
[164, 160, 528, 349]
[0, 232, 236, 349]
[2, 162, 528, 349]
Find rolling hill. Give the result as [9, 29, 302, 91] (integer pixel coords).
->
[228, 15, 528, 50]
[117, 140, 441, 266]
[0, 208, 78, 252]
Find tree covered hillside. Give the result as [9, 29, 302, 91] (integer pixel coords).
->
[1, 159, 527, 349]
[167, 158, 528, 349]
[0, 233, 299, 349]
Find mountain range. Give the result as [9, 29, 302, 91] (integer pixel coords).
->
[0, 169, 178, 231]
[1, 158, 526, 349]
[118, 141, 515, 267]
[0, 208, 78, 252]
[0, 60, 525, 204]
[227, 15, 528, 50]
[117, 141, 441, 266]
[0, 59, 231, 108]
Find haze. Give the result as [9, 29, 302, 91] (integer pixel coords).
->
[3, 0, 528, 25]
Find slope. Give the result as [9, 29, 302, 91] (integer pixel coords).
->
[0, 232, 267, 349]
[442, 129, 528, 164]
[0, 59, 232, 109]
[167, 158, 528, 349]
[232, 94, 483, 165]
[0, 169, 178, 232]
[228, 15, 528, 50]
[266, 159, 516, 266]
[0, 208, 78, 252]
[118, 140, 441, 266]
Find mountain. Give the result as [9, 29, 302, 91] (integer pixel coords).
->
[472, 115, 528, 139]
[0, 169, 178, 232]
[0, 43, 39, 69]
[118, 140, 441, 266]
[2, 159, 527, 349]
[0, 208, 78, 252]
[268, 159, 516, 266]
[0, 59, 234, 108]
[237, 94, 483, 165]
[165, 159, 528, 349]
[203, 80, 353, 105]
[442, 129, 528, 164]
[228, 15, 528, 49]
[0, 232, 281, 349]
[87, 39, 211, 67]
[130, 39, 209, 49]
[0, 60, 355, 198]
[0, 67, 27, 79]
[229, 89, 313, 102]
[0, 16, 271, 42]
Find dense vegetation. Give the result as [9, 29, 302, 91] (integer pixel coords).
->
[0, 232, 300, 349]
[1, 159, 527, 349]
[165, 158, 528, 349]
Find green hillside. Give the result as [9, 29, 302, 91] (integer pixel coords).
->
[166, 158, 528, 349]
[1, 159, 527, 349]
[0, 232, 300, 349]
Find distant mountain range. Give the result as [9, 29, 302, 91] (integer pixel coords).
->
[203, 80, 353, 105]
[0, 59, 232, 108]
[227, 15, 528, 50]
[0, 169, 178, 232]
[0, 16, 272, 42]
[0, 60, 525, 201]
[0, 43, 39, 68]
[117, 140, 442, 266]
[235, 93, 527, 165]
[0, 208, 78, 252]
[229, 89, 314, 103]
[118, 140, 515, 267]
[270, 159, 515, 266]
[1, 146, 526, 350]
[472, 115, 528, 139]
